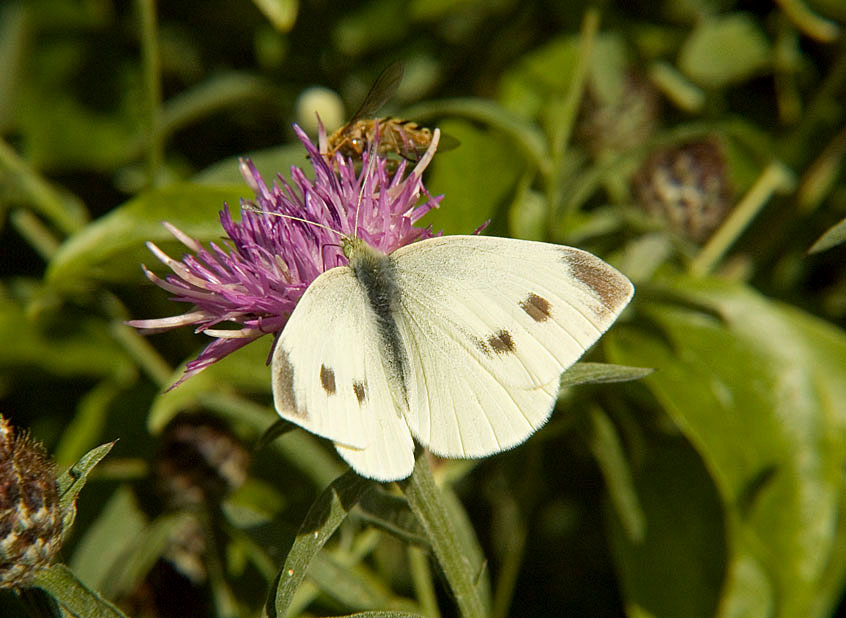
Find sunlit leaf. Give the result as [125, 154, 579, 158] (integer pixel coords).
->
[269, 470, 375, 617]
[57, 441, 117, 531]
[607, 276, 846, 617]
[808, 216, 846, 253]
[678, 14, 771, 88]
[32, 564, 127, 618]
[46, 184, 245, 288]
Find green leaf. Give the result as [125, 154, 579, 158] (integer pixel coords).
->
[46, 183, 245, 288]
[55, 380, 125, 468]
[358, 488, 428, 546]
[255, 417, 299, 451]
[252, 0, 299, 32]
[587, 406, 645, 543]
[560, 362, 653, 389]
[808, 216, 846, 253]
[147, 339, 274, 433]
[100, 510, 201, 600]
[403, 97, 548, 177]
[308, 551, 411, 612]
[606, 277, 846, 617]
[336, 613, 427, 618]
[605, 439, 726, 618]
[0, 295, 132, 380]
[32, 564, 127, 618]
[194, 143, 311, 186]
[269, 470, 375, 617]
[69, 487, 147, 592]
[57, 441, 116, 532]
[678, 14, 771, 88]
[422, 118, 527, 234]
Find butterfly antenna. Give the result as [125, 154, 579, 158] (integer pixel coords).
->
[242, 205, 342, 238]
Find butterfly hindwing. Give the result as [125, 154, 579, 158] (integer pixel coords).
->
[389, 235, 634, 458]
[271, 267, 415, 480]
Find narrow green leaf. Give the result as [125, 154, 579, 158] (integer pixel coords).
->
[57, 441, 116, 531]
[32, 564, 127, 618]
[69, 487, 147, 592]
[255, 418, 299, 451]
[808, 216, 846, 253]
[101, 511, 201, 600]
[439, 484, 492, 612]
[270, 470, 375, 617]
[358, 488, 428, 546]
[336, 613, 427, 618]
[586, 406, 645, 542]
[147, 340, 274, 433]
[55, 379, 124, 468]
[560, 362, 653, 388]
[308, 551, 406, 611]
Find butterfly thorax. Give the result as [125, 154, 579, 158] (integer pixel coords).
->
[341, 236, 410, 411]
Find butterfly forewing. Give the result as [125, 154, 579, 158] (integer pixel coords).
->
[390, 235, 634, 458]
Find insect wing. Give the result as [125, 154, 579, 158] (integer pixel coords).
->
[271, 266, 415, 481]
[390, 235, 634, 458]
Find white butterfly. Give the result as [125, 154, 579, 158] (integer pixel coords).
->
[271, 232, 633, 481]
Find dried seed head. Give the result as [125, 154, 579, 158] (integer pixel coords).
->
[155, 414, 250, 509]
[0, 416, 62, 588]
[633, 138, 733, 243]
[577, 71, 661, 158]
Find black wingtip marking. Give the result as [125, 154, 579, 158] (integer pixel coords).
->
[275, 349, 307, 419]
[320, 364, 336, 395]
[353, 381, 367, 404]
[562, 251, 632, 314]
[521, 293, 551, 322]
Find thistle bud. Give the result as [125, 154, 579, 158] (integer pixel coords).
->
[633, 138, 733, 243]
[0, 416, 62, 588]
[578, 71, 660, 158]
[155, 414, 250, 509]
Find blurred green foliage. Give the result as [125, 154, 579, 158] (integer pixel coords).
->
[1, 0, 845, 617]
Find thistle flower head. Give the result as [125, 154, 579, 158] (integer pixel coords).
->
[128, 125, 442, 384]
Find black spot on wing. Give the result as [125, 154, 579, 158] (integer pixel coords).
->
[320, 365, 336, 394]
[275, 348, 307, 419]
[353, 381, 367, 405]
[520, 293, 551, 322]
[488, 330, 515, 354]
[561, 250, 632, 315]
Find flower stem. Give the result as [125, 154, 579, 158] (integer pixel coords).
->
[689, 161, 795, 277]
[399, 454, 486, 618]
[137, 0, 163, 186]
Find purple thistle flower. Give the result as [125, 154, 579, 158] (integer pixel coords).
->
[128, 124, 443, 386]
